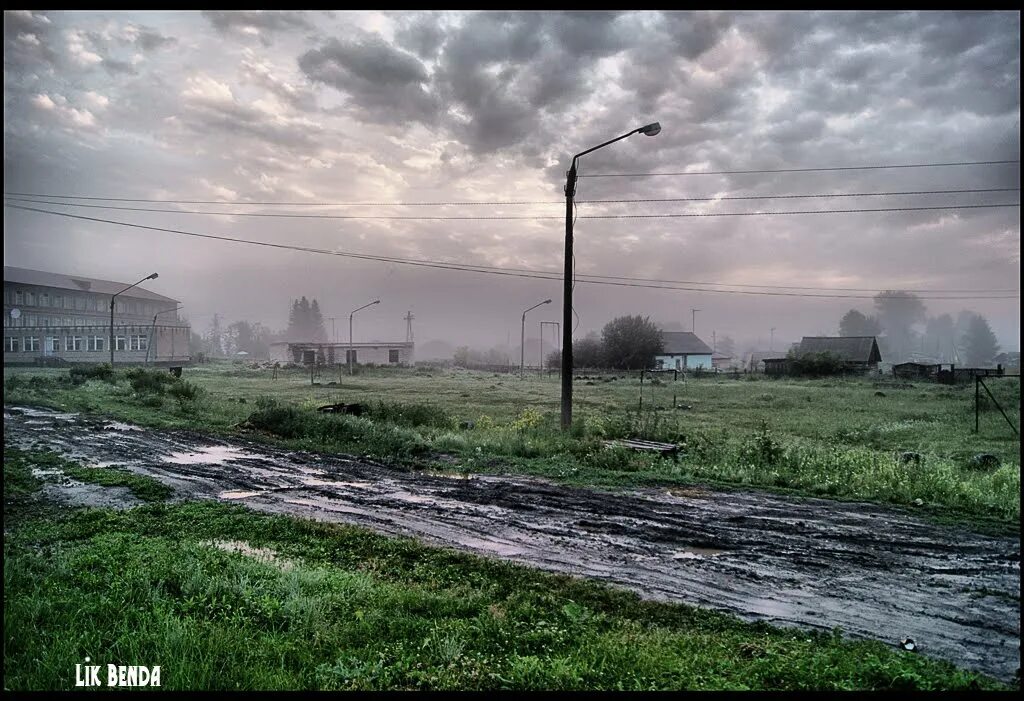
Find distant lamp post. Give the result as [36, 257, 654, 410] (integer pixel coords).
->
[561, 122, 661, 430]
[770, 327, 776, 351]
[520, 299, 552, 379]
[349, 300, 380, 375]
[110, 272, 158, 366]
[146, 305, 182, 365]
[691, 308, 701, 335]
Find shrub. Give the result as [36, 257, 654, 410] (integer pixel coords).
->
[738, 420, 784, 467]
[788, 351, 845, 377]
[167, 380, 202, 403]
[368, 400, 454, 429]
[125, 368, 178, 395]
[69, 363, 114, 385]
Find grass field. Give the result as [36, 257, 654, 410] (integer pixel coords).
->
[3, 362, 1020, 522]
[3, 448, 1008, 691]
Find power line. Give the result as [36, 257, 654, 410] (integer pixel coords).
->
[4, 196, 1019, 220]
[579, 159, 1022, 178]
[4, 187, 1019, 207]
[5, 202, 1019, 301]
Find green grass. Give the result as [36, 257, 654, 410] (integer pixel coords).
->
[3, 449, 1007, 691]
[4, 363, 1020, 522]
[35, 450, 173, 502]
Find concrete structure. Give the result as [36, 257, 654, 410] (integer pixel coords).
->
[270, 341, 414, 367]
[654, 331, 713, 370]
[4, 266, 190, 366]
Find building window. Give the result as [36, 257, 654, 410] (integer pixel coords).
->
[89, 336, 105, 352]
[389, 349, 400, 363]
[129, 334, 148, 351]
[15, 290, 24, 304]
[115, 336, 127, 351]
[4, 337, 19, 352]
[25, 336, 40, 352]
[39, 292, 49, 307]
[75, 296, 87, 310]
[346, 349, 357, 364]
[46, 336, 59, 353]
[66, 336, 84, 351]
[26, 291, 36, 306]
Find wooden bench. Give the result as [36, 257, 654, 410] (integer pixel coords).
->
[603, 438, 682, 458]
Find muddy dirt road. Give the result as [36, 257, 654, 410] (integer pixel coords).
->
[5, 406, 1019, 682]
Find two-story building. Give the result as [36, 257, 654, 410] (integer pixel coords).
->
[3, 266, 191, 366]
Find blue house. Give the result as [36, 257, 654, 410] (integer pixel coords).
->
[654, 331, 714, 370]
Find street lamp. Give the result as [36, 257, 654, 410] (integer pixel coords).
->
[561, 122, 661, 429]
[110, 272, 158, 366]
[770, 327, 776, 351]
[691, 308, 701, 335]
[520, 299, 551, 379]
[349, 300, 380, 375]
[146, 305, 182, 365]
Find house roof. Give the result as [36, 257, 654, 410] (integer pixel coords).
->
[659, 331, 713, 355]
[798, 336, 882, 363]
[4, 266, 178, 304]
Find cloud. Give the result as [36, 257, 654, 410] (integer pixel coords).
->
[202, 10, 312, 45]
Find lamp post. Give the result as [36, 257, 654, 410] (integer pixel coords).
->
[349, 300, 380, 375]
[521, 299, 551, 379]
[146, 305, 182, 365]
[110, 272, 158, 366]
[561, 122, 661, 429]
[770, 327, 776, 351]
[691, 308, 700, 335]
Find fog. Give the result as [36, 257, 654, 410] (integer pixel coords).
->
[4, 11, 1020, 356]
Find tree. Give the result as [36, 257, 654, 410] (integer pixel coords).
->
[206, 313, 224, 357]
[839, 309, 882, 337]
[309, 299, 327, 343]
[601, 315, 664, 370]
[574, 332, 605, 368]
[226, 320, 272, 359]
[873, 291, 927, 363]
[961, 313, 999, 366]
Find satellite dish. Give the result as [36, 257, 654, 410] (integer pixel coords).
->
[9, 308, 21, 319]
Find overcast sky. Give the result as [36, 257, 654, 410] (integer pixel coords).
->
[3, 10, 1020, 354]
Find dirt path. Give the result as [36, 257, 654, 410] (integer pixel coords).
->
[5, 405, 1019, 682]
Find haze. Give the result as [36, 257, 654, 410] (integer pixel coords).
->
[3, 10, 1020, 357]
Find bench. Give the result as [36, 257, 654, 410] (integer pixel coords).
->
[603, 438, 682, 458]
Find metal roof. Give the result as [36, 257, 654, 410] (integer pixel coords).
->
[797, 336, 882, 363]
[659, 331, 713, 355]
[4, 266, 178, 304]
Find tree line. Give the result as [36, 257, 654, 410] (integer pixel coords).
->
[838, 290, 1000, 366]
[188, 296, 328, 360]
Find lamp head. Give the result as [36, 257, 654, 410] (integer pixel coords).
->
[543, 299, 552, 304]
[372, 300, 381, 305]
[147, 273, 159, 280]
[638, 122, 661, 136]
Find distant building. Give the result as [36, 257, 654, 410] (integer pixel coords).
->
[991, 352, 1020, 370]
[3, 266, 190, 365]
[711, 352, 736, 370]
[270, 341, 414, 367]
[796, 336, 882, 370]
[654, 331, 713, 370]
[747, 350, 788, 372]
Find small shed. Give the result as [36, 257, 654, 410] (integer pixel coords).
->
[796, 336, 882, 370]
[747, 350, 788, 372]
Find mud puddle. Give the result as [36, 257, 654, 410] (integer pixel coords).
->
[3, 405, 1019, 682]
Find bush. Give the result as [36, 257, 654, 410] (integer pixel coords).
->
[788, 351, 845, 377]
[367, 400, 454, 429]
[167, 380, 202, 403]
[69, 363, 114, 385]
[738, 420, 784, 467]
[125, 368, 178, 395]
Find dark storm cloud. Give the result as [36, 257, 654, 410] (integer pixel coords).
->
[202, 10, 312, 41]
[299, 35, 440, 125]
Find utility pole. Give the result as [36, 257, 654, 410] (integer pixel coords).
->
[691, 308, 700, 335]
[712, 330, 716, 353]
[770, 327, 776, 351]
[404, 310, 415, 343]
[328, 317, 336, 343]
[521, 299, 551, 379]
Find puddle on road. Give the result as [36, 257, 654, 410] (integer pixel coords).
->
[672, 546, 726, 560]
[8, 407, 79, 421]
[219, 490, 265, 500]
[103, 421, 140, 432]
[163, 446, 250, 465]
